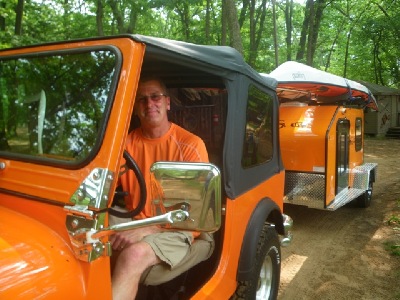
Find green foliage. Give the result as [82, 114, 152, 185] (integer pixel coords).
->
[384, 238, 400, 257]
[385, 198, 400, 256]
[1, 0, 400, 87]
[320, 1, 400, 87]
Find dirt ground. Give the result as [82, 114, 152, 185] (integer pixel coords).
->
[278, 138, 400, 300]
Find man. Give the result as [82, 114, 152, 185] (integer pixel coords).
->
[110, 77, 210, 300]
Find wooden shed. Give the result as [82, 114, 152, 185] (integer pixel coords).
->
[358, 80, 400, 137]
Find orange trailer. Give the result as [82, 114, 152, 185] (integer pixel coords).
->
[264, 61, 378, 210]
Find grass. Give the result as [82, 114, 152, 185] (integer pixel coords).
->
[386, 199, 400, 256]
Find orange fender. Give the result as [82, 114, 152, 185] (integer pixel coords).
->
[0, 206, 85, 299]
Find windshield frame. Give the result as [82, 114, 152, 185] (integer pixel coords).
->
[0, 45, 122, 169]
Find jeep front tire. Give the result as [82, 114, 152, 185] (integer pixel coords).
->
[233, 224, 281, 300]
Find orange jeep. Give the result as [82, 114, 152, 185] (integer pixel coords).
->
[0, 35, 292, 299]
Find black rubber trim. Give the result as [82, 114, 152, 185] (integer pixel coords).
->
[237, 198, 283, 281]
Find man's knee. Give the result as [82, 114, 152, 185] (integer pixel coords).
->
[118, 241, 160, 272]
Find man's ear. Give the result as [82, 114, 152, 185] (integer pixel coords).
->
[166, 97, 171, 110]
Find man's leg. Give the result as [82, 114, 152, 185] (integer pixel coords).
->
[112, 241, 161, 300]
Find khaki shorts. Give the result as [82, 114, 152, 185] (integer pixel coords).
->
[142, 231, 194, 268]
[140, 231, 214, 285]
[109, 207, 215, 285]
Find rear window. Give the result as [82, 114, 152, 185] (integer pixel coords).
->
[242, 84, 274, 168]
[355, 117, 362, 152]
[0, 47, 119, 166]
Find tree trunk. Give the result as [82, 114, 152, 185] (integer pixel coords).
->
[371, 31, 384, 85]
[324, 23, 343, 71]
[239, 0, 250, 29]
[127, 5, 138, 34]
[205, 0, 211, 43]
[272, 0, 279, 67]
[248, 0, 268, 66]
[256, 0, 268, 52]
[175, 2, 191, 40]
[308, 0, 326, 66]
[296, 0, 311, 61]
[96, 0, 104, 36]
[297, 0, 326, 66]
[108, 0, 126, 33]
[372, 38, 378, 84]
[221, 0, 227, 45]
[0, 2, 6, 31]
[339, 2, 370, 78]
[306, 0, 314, 65]
[376, 3, 400, 41]
[14, 0, 24, 35]
[225, 0, 243, 54]
[343, 29, 352, 78]
[375, 31, 384, 85]
[284, 0, 294, 61]
[249, 0, 255, 62]
[63, 0, 71, 39]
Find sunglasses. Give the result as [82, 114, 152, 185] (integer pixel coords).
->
[137, 94, 168, 103]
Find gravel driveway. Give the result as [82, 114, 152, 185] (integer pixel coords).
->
[278, 138, 400, 300]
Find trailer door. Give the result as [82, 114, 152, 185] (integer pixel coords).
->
[336, 119, 350, 194]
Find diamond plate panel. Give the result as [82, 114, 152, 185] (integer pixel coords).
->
[284, 172, 325, 209]
[326, 188, 364, 211]
[352, 163, 377, 189]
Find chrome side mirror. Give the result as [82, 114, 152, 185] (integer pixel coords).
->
[65, 162, 222, 262]
[150, 161, 221, 232]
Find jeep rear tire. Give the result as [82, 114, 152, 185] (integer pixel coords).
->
[233, 224, 281, 300]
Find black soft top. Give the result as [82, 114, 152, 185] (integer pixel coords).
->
[133, 34, 277, 89]
[0, 34, 277, 89]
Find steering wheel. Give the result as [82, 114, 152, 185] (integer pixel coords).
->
[108, 150, 147, 218]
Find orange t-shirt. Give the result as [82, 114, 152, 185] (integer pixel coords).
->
[120, 123, 209, 219]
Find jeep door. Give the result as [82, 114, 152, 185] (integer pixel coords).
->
[0, 37, 144, 299]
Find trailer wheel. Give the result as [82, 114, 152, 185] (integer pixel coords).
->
[355, 181, 373, 208]
[233, 224, 281, 300]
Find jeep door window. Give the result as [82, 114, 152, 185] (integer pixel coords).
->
[0, 48, 119, 165]
[242, 85, 274, 168]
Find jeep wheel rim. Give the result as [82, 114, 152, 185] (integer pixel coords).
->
[256, 255, 273, 299]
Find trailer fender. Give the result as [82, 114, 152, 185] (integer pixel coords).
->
[237, 198, 283, 281]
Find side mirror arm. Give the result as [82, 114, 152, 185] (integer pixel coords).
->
[66, 209, 190, 262]
[88, 209, 190, 241]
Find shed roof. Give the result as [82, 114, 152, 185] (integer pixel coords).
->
[357, 80, 400, 96]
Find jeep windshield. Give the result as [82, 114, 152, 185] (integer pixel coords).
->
[0, 47, 120, 166]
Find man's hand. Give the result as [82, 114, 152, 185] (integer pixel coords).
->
[110, 226, 163, 250]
